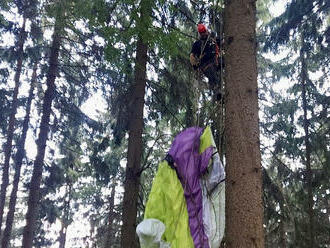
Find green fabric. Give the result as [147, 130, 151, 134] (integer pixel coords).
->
[144, 126, 215, 247]
[199, 126, 214, 154]
[144, 161, 194, 248]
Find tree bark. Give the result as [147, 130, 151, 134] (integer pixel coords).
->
[22, 23, 61, 248]
[120, 1, 151, 247]
[1, 63, 37, 248]
[0, 18, 26, 236]
[224, 0, 264, 247]
[300, 39, 315, 248]
[120, 37, 148, 248]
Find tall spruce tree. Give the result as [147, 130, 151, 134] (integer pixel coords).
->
[261, 0, 329, 246]
[21, 1, 104, 244]
[120, 0, 152, 246]
[0, 16, 27, 237]
[1, 62, 37, 248]
[22, 2, 64, 246]
[224, 0, 264, 247]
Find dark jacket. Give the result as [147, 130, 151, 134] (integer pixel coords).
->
[191, 35, 217, 68]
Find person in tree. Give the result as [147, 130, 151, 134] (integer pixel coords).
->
[190, 23, 222, 101]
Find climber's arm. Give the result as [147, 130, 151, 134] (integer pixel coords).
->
[190, 53, 198, 66]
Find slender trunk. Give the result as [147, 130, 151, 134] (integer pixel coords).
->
[279, 202, 286, 248]
[1, 63, 37, 248]
[327, 198, 330, 246]
[300, 41, 315, 248]
[0, 18, 26, 236]
[58, 183, 72, 248]
[224, 0, 264, 247]
[212, 102, 225, 160]
[279, 219, 286, 248]
[58, 223, 67, 248]
[185, 96, 196, 127]
[120, 2, 150, 247]
[105, 182, 116, 248]
[22, 23, 61, 248]
[293, 217, 299, 247]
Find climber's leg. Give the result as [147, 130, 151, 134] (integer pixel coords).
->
[203, 64, 222, 101]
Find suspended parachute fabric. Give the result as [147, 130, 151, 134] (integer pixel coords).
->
[144, 161, 194, 248]
[199, 126, 213, 154]
[200, 126, 225, 193]
[200, 126, 226, 247]
[139, 126, 225, 248]
[136, 219, 170, 248]
[168, 127, 213, 248]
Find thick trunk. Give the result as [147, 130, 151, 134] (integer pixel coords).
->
[224, 0, 264, 247]
[104, 182, 116, 248]
[300, 43, 315, 248]
[1, 63, 37, 248]
[0, 18, 26, 236]
[22, 24, 61, 248]
[120, 2, 150, 247]
[120, 37, 148, 248]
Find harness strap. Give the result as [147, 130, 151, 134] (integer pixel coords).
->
[200, 62, 214, 72]
[199, 34, 210, 62]
[198, 34, 219, 72]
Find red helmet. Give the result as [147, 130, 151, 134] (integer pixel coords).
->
[197, 24, 207, 33]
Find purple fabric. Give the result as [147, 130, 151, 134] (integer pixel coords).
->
[168, 127, 213, 248]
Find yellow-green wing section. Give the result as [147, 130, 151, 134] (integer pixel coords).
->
[144, 161, 194, 248]
[199, 126, 215, 154]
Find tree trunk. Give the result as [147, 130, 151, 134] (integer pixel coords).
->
[22, 23, 61, 248]
[279, 202, 286, 248]
[1, 63, 37, 248]
[0, 18, 26, 236]
[58, 224, 67, 248]
[293, 217, 300, 247]
[58, 183, 72, 248]
[224, 0, 264, 247]
[105, 182, 116, 248]
[120, 1, 151, 247]
[300, 40, 315, 248]
[120, 36, 147, 248]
